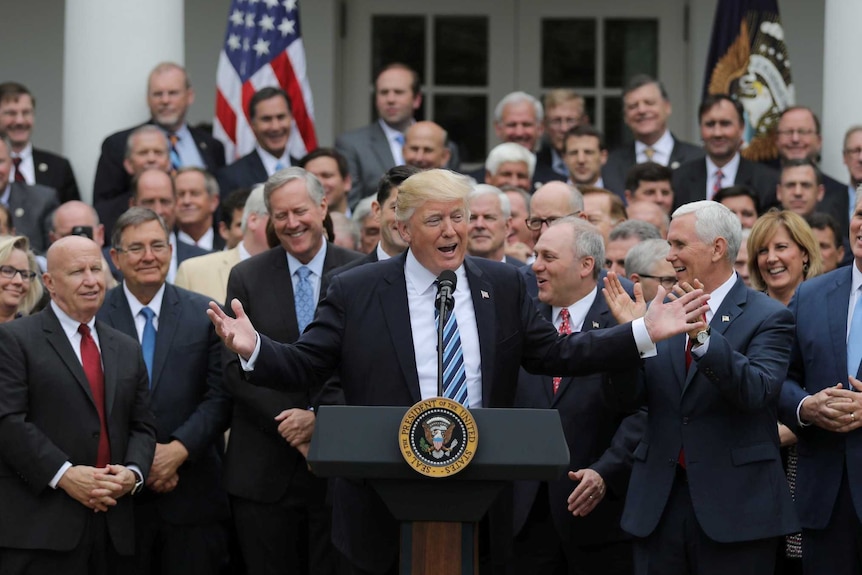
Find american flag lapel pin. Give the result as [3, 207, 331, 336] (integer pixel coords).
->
[480, 290, 490, 299]
[592, 321, 600, 328]
[721, 315, 730, 322]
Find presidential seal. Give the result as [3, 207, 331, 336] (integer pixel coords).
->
[399, 397, 478, 478]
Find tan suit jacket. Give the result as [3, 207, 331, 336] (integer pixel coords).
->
[175, 246, 241, 304]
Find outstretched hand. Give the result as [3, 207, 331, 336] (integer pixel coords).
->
[642, 285, 709, 343]
[207, 299, 258, 360]
[603, 271, 645, 323]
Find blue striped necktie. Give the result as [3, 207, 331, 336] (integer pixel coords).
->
[848, 287, 862, 380]
[435, 297, 468, 406]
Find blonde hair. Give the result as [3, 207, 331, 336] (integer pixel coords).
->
[0, 235, 43, 317]
[747, 210, 822, 292]
[396, 169, 471, 222]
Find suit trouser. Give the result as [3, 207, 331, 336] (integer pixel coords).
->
[633, 467, 777, 575]
[802, 468, 862, 575]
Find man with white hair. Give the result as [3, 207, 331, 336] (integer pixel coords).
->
[483, 142, 536, 192]
[623, 238, 676, 302]
[467, 184, 523, 265]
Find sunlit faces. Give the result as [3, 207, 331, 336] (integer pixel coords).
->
[304, 156, 350, 213]
[777, 165, 823, 217]
[495, 100, 542, 151]
[43, 238, 106, 323]
[487, 161, 531, 191]
[111, 219, 172, 292]
[776, 108, 821, 161]
[175, 170, 218, 228]
[397, 200, 468, 276]
[375, 67, 421, 128]
[623, 82, 671, 145]
[532, 223, 591, 307]
[811, 226, 844, 274]
[700, 99, 743, 164]
[467, 194, 509, 259]
[124, 131, 170, 176]
[147, 67, 194, 131]
[626, 180, 673, 214]
[268, 178, 327, 263]
[719, 195, 758, 229]
[0, 249, 31, 317]
[0, 94, 34, 150]
[563, 134, 606, 186]
[544, 100, 584, 152]
[755, 225, 807, 297]
[250, 95, 292, 158]
[132, 170, 177, 230]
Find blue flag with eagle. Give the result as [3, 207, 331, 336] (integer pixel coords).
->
[703, 0, 794, 162]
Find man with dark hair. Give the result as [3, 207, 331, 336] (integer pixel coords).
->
[0, 81, 80, 203]
[217, 87, 296, 197]
[672, 94, 779, 210]
[94, 63, 225, 236]
[712, 185, 761, 229]
[299, 147, 352, 215]
[563, 125, 608, 188]
[805, 212, 846, 273]
[776, 158, 824, 219]
[0, 137, 58, 253]
[602, 75, 702, 196]
[100, 207, 231, 575]
[624, 162, 675, 215]
[217, 187, 252, 251]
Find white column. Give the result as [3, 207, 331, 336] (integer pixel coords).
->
[63, 0, 185, 203]
[821, 0, 862, 180]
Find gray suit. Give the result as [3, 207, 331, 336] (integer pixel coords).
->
[7, 181, 60, 253]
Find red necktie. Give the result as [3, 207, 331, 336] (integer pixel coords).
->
[11, 157, 25, 183]
[78, 324, 111, 467]
[712, 169, 724, 199]
[552, 308, 572, 394]
[679, 338, 695, 468]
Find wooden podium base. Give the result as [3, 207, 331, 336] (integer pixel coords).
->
[400, 521, 479, 575]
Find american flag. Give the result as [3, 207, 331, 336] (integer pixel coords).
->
[214, 0, 318, 162]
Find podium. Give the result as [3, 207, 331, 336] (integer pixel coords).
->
[307, 405, 569, 575]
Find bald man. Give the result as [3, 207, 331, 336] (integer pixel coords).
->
[402, 121, 451, 170]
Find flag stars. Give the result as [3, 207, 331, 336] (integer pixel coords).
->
[264, 0, 280, 7]
[243, 38, 251, 52]
[278, 18, 295, 37]
[245, 13, 256, 28]
[252, 38, 270, 56]
[230, 9, 244, 26]
[227, 34, 242, 51]
[282, 0, 297, 11]
[259, 14, 275, 32]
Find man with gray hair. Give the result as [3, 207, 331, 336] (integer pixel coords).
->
[175, 166, 223, 251]
[483, 142, 536, 191]
[605, 220, 662, 276]
[514, 216, 642, 575]
[624, 238, 676, 302]
[616, 200, 799, 574]
[220, 167, 360, 575]
[175, 184, 270, 303]
[467, 184, 523, 265]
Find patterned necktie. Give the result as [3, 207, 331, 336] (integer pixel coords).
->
[140, 307, 157, 385]
[11, 157, 25, 183]
[294, 266, 314, 333]
[435, 300, 468, 406]
[848, 287, 862, 381]
[552, 308, 572, 394]
[712, 169, 724, 199]
[168, 133, 181, 172]
[644, 147, 655, 162]
[78, 324, 110, 467]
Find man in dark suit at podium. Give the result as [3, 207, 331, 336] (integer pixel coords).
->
[209, 169, 710, 575]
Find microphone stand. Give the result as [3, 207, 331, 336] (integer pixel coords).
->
[436, 291, 450, 398]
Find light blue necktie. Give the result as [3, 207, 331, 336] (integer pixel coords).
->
[435, 300, 468, 406]
[848, 287, 862, 380]
[140, 307, 156, 385]
[295, 266, 314, 333]
[168, 133, 181, 172]
[275, 161, 285, 172]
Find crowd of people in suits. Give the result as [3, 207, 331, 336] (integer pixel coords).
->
[0, 56, 862, 575]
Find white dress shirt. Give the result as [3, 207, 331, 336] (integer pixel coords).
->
[286, 240, 327, 303]
[379, 119, 408, 166]
[166, 124, 205, 168]
[123, 282, 165, 341]
[552, 286, 598, 333]
[178, 227, 216, 251]
[256, 144, 291, 177]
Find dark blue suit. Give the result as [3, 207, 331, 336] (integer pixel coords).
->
[98, 283, 231, 575]
[512, 289, 643, 575]
[779, 265, 862, 574]
[248, 253, 646, 573]
[215, 150, 298, 201]
[623, 278, 798, 573]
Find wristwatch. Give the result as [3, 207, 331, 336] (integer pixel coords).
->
[694, 325, 711, 346]
[130, 470, 144, 496]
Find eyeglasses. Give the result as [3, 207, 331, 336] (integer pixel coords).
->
[525, 212, 581, 231]
[776, 128, 816, 138]
[843, 147, 862, 157]
[638, 274, 676, 289]
[115, 242, 170, 257]
[0, 265, 36, 281]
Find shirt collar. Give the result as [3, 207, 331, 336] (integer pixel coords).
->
[255, 143, 290, 175]
[706, 271, 738, 322]
[404, 249, 467, 296]
[552, 285, 597, 332]
[635, 129, 673, 158]
[51, 300, 96, 337]
[706, 152, 741, 179]
[376, 242, 392, 261]
[12, 142, 32, 160]
[285, 240, 327, 278]
[238, 241, 251, 262]
[122, 282, 166, 319]
[378, 118, 412, 143]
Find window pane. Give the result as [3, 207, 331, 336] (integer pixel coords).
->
[372, 16, 426, 85]
[604, 19, 658, 88]
[603, 96, 626, 150]
[433, 95, 487, 165]
[434, 17, 488, 86]
[541, 19, 596, 87]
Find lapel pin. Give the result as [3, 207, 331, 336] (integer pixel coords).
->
[14, 208, 24, 218]
[670, 161, 680, 170]
[721, 315, 730, 322]
[199, 141, 208, 150]
[480, 290, 489, 299]
[592, 321, 600, 328]
[38, 163, 48, 172]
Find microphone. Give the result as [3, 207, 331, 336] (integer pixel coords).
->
[436, 270, 457, 398]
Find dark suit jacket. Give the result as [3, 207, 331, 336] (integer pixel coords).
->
[248, 253, 645, 572]
[7, 180, 59, 253]
[32, 147, 80, 203]
[671, 156, 780, 211]
[222, 243, 361, 504]
[98, 284, 231, 525]
[0, 305, 156, 554]
[512, 291, 643, 547]
[602, 136, 704, 197]
[93, 121, 226, 236]
[779, 265, 862, 529]
[818, 173, 850, 236]
[622, 278, 799, 542]
[215, 150, 299, 202]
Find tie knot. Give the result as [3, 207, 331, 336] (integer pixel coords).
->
[78, 323, 91, 337]
[296, 266, 312, 280]
[140, 307, 155, 321]
[12, 157, 22, 168]
[169, 133, 179, 145]
[716, 169, 724, 177]
[560, 308, 570, 321]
